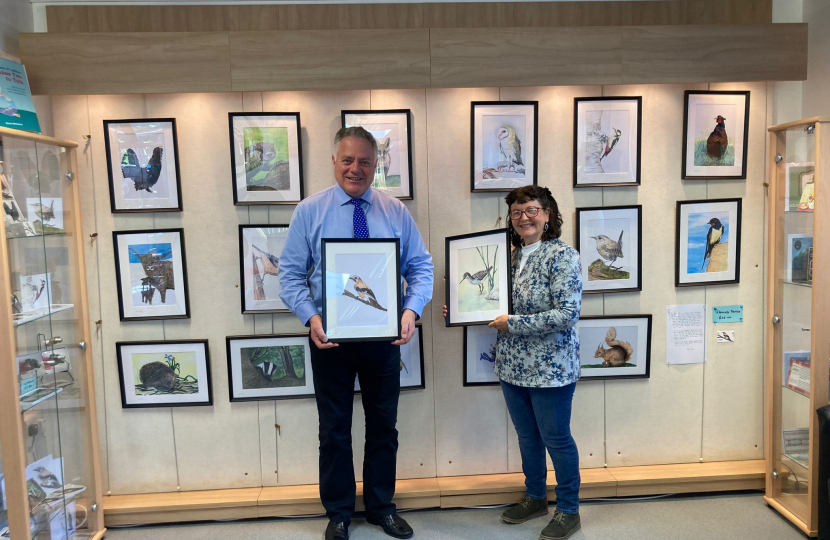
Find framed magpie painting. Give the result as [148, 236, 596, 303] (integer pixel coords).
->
[675, 198, 742, 287]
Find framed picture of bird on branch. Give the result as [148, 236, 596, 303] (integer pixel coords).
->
[239, 224, 289, 314]
[226, 334, 314, 402]
[113, 228, 191, 320]
[675, 198, 742, 287]
[342, 109, 414, 200]
[355, 325, 425, 392]
[229, 112, 304, 205]
[574, 97, 641, 187]
[445, 229, 512, 327]
[104, 119, 182, 213]
[471, 101, 538, 192]
[463, 324, 500, 386]
[116, 340, 212, 408]
[576, 315, 652, 380]
[321, 238, 402, 342]
[682, 91, 750, 179]
[575, 205, 642, 294]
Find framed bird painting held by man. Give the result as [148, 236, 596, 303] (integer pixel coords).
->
[675, 198, 742, 287]
[445, 229, 512, 326]
[226, 334, 314, 402]
[574, 97, 642, 187]
[470, 101, 538, 192]
[104, 119, 182, 212]
[321, 238, 401, 342]
[575, 205, 642, 294]
[682, 91, 750, 179]
[238, 224, 289, 314]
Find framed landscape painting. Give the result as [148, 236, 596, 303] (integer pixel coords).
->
[682, 91, 750, 179]
[574, 97, 641, 187]
[576, 315, 652, 380]
[229, 113, 304, 204]
[321, 238, 401, 342]
[239, 224, 289, 313]
[342, 109, 413, 199]
[104, 119, 182, 212]
[355, 325, 425, 392]
[575, 205, 642, 294]
[463, 324, 500, 386]
[226, 334, 314, 402]
[675, 198, 742, 287]
[471, 101, 538, 192]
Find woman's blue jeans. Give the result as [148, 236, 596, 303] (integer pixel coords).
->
[500, 380, 581, 514]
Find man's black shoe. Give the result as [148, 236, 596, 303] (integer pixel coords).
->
[324, 521, 349, 540]
[366, 514, 414, 539]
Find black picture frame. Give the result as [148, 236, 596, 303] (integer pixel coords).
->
[228, 112, 305, 205]
[575, 205, 643, 294]
[573, 97, 642, 188]
[675, 198, 743, 287]
[681, 90, 750, 180]
[341, 109, 414, 200]
[462, 325, 500, 387]
[445, 228, 513, 327]
[321, 238, 402, 342]
[355, 324, 426, 393]
[226, 333, 315, 402]
[470, 101, 539, 193]
[238, 224, 290, 314]
[103, 118, 183, 213]
[112, 228, 191, 321]
[576, 315, 652, 381]
[115, 340, 212, 408]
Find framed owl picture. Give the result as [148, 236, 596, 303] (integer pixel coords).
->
[470, 101, 538, 192]
[574, 97, 642, 187]
[682, 91, 750, 179]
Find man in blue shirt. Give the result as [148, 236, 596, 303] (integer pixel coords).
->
[279, 127, 433, 540]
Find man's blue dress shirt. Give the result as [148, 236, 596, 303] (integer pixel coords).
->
[279, 184, 434, 326]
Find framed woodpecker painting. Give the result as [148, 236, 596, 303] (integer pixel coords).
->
[573, 97, 642, 187]
[226, 334, 314, 402]
[675, 198, 742, 287]
[682, 91, 750, 179]
[575, 205, 642, 294]
[238, 224, 290, 314]
[470, 101, 538, 192]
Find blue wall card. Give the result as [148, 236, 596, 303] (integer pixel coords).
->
[712, 305, 743, 323]
[0, 58, 41, 133]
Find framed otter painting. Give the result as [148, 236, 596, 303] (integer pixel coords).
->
[113, 228, 190, 320]
[576, 315, 652, 380]
[682, 91, 750, 179]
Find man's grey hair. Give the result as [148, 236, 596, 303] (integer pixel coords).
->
[333, 126, 378, 155]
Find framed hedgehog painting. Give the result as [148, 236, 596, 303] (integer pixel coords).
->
[226, 334, 314, 402]
[116, 340, 212, 408]
[471, 101, 538, 192]
[104, 119, 182, 212]
[576, 315, 652, 380]
[682, 91, 750, 179]
[575, 205, 642, 294]
[675, 198, 742, 287]
[574, 97, 642, 187]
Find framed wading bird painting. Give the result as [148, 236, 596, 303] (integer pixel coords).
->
[229, 112, 304, 204]
[575, 205, 642, 294]
[576, 315, 652, 380]
[321, 238, 401, 342]
[574, 97, 642, 187]
[682, 91, 750, 179]
[341, 109, 414, 200]
[675, 198, 742, 287]
[226, 334, 314, 402]
[471, 101, 538, 192]
[238, 224, 289, 314]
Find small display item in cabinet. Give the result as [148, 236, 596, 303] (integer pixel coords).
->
[787, 234, 813, 283]
[798, 180, 815, 211]
[12, 303, 73, 327]
[19, 387, 63, 412]
[2, 163, 37, 238]
[785, 162, 814, 212]
[18, 272, 51, 311]
[25, 197, 64, 234]
[782, 428, 810, 468]
[17, 347, 71, 380]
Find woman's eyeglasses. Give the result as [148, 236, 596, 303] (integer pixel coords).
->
[509, 207, 544, 220]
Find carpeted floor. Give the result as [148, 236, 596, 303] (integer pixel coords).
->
[104, 492, 808, 540]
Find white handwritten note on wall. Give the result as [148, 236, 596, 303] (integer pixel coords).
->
[666, 304, 706, 365]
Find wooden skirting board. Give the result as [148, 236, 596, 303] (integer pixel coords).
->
[102, 460, 764, 526]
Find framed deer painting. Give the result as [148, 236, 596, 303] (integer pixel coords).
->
[238, 224, 290, 314]
[113, 228, 190, 321]
[342, 109, 414, 200]
[576, 315, 652, 380]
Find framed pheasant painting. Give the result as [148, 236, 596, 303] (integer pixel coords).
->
[113, 228, 190, 320]
[573, 97, 642, 187]
[470, 101, 538, 192]
[341, 109, 414, 200]
[682, 91, 750, 179]
[104, 119, 182, 213]
[226, 334, 314, 402]
[238, 224, 290, 314]
[321, 238, 402, 342]
[575, 205, 642, 294]
[575, 315, 652, 380]
[445, 229, 512, 327]
[675, 198, 742, 287]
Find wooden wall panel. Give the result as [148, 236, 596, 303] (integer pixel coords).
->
[46, 5, 89, 32]
[228, 30, 430, 91]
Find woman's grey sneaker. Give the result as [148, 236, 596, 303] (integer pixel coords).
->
[540, 510, 580, 540]
[501, 495, 549, 524]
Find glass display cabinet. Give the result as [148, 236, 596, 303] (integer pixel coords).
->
[0, 127, 104, 539]
[765, 117, 830, 537]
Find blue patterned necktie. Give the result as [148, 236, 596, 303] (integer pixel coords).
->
[350, 198, 369, 239]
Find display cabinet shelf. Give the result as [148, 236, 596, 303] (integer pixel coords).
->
[13, 304, 74, 327]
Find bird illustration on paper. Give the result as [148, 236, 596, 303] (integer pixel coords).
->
[349, 275, 377, 303]
[706, 115, 728, 160]
[702, 218, 724, 270]
[600, 128, 622, 161]
[497, 125, 523, 172]
[34, 467, 61, 489]
[460, 265, 493, 295]
[32, 279, 46, 304]
[30, 200, 55, 224]
[252, 245, 280, 277]
[11, 293, 22, 314]
[591, 231, 624, 270]
[121, 147, 163, 193]
[18, 357, 41, 375]
[4, 201, 19, 221]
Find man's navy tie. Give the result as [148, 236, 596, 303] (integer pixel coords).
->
[350, 198, 369, 239]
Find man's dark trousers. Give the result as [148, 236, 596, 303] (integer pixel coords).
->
[310, 337, 401, 525]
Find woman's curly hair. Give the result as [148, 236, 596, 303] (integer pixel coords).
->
[505, 186, 563, 247]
